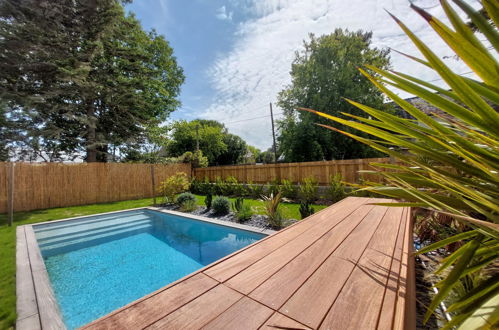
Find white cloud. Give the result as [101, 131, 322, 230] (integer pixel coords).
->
[202, 0, 478, 150]
[216, 6, 233, 21]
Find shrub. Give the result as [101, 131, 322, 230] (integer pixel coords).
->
[299, 176, 318, 203]
[232, 198, 253, 222]
[180, 150, 208, 168]
[212, 196, 230, 215]
[262, 191, 284, 229]
[281, 179, 297, 199]
[267, 179, 281, 196]
[236, 204, 253, 222]
[179, 199, 197, 212]
[204, 193, 213, 210]
[299, 201, 315, 219]
[176, 192, 196, 206]
[213, 176, 225, 195]
[326, 173, 346, 202]
[224, 176, 239, 196]
[303, 2, 499, 326]
[158, 172, 190, 204]
[247, 181, 264, 198]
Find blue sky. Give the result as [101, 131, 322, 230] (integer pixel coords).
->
[126, 0, 477, 150]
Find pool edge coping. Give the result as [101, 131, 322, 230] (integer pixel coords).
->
[16, 206, 276, 330]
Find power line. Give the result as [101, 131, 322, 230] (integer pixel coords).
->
[224, 112, 284, 125]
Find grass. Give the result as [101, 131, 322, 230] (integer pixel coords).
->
[192, 194, 327, 220]
[0, 195, 326, 329]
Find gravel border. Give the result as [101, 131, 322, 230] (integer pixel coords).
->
[158, 204, 297, 230]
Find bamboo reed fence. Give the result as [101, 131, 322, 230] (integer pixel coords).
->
[0, 162, 191, 214]
[193, 157, 397, 185]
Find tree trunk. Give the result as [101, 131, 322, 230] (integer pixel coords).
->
[86, 105, 97, 162]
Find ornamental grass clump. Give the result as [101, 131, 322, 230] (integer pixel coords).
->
[303, 1, 499, 328]
[262, 191, 285, 229]
[232, 197, 253, 222]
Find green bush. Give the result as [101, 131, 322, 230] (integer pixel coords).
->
[180, 150, 208, 168]
[247, 182, 264, 198]
[179, 199, 197, 212]
[236, 204, 253, 222]
[299, 177, 318, 203]
[299, 201, 315, 219]
[158, 172, 190, 204]
[281, 179, 297, 199]
[212, 196, 230, 215]
[326, 173, 346, 202]
[204, 193, 213, 209]
[213, 176, 225, 195]
[267, 179, 281, 196]
[176, 192, 196, 206]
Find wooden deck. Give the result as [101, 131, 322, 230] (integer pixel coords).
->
[83, 197, 415, 330]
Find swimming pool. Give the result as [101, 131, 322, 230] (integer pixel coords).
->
[32, 209, 266, 329]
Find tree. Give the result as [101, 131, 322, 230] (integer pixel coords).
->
[215, 133, 247, 165]
[257, 148, 278, 164]
[166, 119, 254, 166]
[167, 120, 227, 165]
[0, 0, 184, 162]
[277, 30, 391, 162]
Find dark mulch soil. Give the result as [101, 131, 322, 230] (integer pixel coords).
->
[415, 254, 441, 329]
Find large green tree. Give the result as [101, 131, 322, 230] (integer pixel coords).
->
[0, 0, 184, 162]
[277, 30, 391, 162]
[166, 119, 253, 166]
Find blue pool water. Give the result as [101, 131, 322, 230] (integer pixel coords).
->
[33, 209, 265, 329]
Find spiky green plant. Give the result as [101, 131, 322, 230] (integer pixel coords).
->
[262, 191, 285, 229]
[303, 1, 499, 328]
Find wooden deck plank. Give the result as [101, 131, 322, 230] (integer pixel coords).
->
[377, 208, 408, 329]
[395, 208, 416, 330]
[203, 198, 357, 282]
[31, 197, 414, 330]
[84, 273, 219, 329]
[279, 204, 390, 329]
[145, 284, 242, 330]
[24, 226, 65, 330]
[249, 201, 380, 309]
[318, 207, 405, 330]
[201, 297, 273, 330]
[223, 199, 375, 294]
[260, 312, 311, 330]
[16, 226, 40, 325]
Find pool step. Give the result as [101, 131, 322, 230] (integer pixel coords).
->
[34, 211, 156, 257]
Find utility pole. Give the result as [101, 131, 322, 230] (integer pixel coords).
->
[195, 124, 200, 151]
[269, 102, 277, 164]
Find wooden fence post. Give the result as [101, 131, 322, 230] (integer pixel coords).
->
[150, 165, 156, 206]
[7, 162, 15, 226]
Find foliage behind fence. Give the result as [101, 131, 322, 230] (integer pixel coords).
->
[193, 157, 397, 184]
[0, 162, 191, 213]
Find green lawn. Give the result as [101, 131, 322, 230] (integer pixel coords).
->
[0, 195, 326, 329]
[192, 194, 327, 220]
